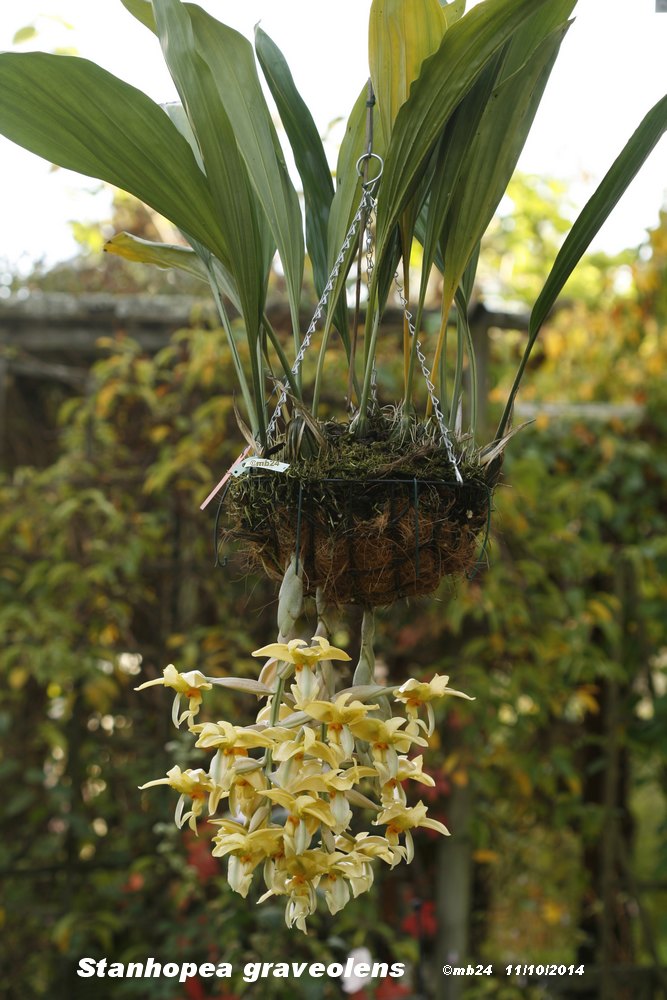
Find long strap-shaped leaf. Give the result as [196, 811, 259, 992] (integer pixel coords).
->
[152, 0, 273, 441]
[369, 0, 447, 392]
[254, 27, 354, 372]
[104, 232, 208, 281]
[358, 0, 551, 424]
[437, 5, 575, 305]
[122, 0, 303, 344]
[119, 0, 156, 31]
[431, 19, 572, 388]
[254, 27, 333, 299]
[373, 0, 551, 272]
[495, 92, 667, 441]
[183, 4, 305, 347]
[409, 50, 502, 404]
[0, 52, 228, 266]
[369, 0, 446, 144]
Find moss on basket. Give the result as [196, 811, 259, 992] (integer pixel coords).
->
[222, 422, 493, 607]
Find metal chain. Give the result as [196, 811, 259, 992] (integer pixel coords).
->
[364, 198, 379, 409]
[264, 147, 462, 485]
[393, 275, 463, 483]
[266, 182, 378, 444]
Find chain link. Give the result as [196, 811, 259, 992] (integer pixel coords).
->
[393, 275, 463, 483]
[364, 199, 379, 410]
[265, 159, 463, 485]
[266, 185, 377, 443]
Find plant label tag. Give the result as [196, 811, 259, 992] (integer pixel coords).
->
[232, 457, 290, 477]
[199, 444, 253, 510]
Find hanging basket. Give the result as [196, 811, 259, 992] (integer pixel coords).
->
[212, 162, 498, 608]
[221, 428, 494, 607]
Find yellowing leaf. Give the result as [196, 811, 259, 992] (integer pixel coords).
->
[104, 232, 208, 282]
[369, 0, 446, 142]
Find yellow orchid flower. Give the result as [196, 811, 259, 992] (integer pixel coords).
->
[315, 850, 374, 913]
[252, 636, 350, 698]
[139, 765, 218, 833]
[211, 821, 284, 897]
[194, 720, 277, 751]
[270, 762, 376, 834]
[258, 788, 336, 854]
[267, 724, 344, 771]
[294, 692, 380, 758]
[252, 635, 351, 667]
[374, 800, 450, 862]
[193, 721, 278, 792]
[394, 674, 474, 735]
[380, 754, 436, 806]
[136, 628, 474, 924]
[260, 849, 345, 932]
[332, 850, 377, 899]
[282, 761, 377, 794]
[228, 767, 270, 820]
[135, 665, 212, 728]
[348, 715, 428, 777]
[336, 831, 403, 868]
[320, 870, 352, 915]
[254, 701, 300, 725]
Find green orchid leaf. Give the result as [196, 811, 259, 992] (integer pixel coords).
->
[104, 232, 208, 281]
[184, 4, 305, 345]
[0, 52, 229, 266]
[370, 0, 447, 353]
[412, 0, 575, 410]
[374, 0, 552, 271]
[441, 0, 466, 27]
[326, 86, 369, 281]
[152, 0, 273, 439]
[254, 25, 352, 363]
[438, 21, 572, 334]
[254, 26, 334, 298]
[498, 0, 576, 80]
[163, 101, 204, 172]
[119, 0, 156, 32]
[496, 91, 667, 440]
[414, 50, 501, 335]
[369, 0, 446, 143]
[152, 0, 271, 307]
[102, 229, 246, 339]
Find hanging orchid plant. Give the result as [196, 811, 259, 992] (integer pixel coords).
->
[1, 0, 665, 924]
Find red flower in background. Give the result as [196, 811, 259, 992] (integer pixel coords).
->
[183, 977, 206, 1000]
[402, 899, 437, 939]
[183, 829, 220, 883]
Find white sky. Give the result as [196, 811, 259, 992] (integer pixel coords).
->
[1, 0, 666, 274]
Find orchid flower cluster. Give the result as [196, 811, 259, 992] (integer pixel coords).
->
[137, 627, 472, 932]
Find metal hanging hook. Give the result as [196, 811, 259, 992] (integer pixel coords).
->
[355, 151, 384, 190]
